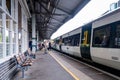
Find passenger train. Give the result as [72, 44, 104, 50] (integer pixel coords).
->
[51, 8, 120, 70]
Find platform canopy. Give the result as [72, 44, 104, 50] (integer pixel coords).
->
[27, 0, 90, 40]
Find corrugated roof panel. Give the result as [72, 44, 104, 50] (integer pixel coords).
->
[27, 0, 90, 39]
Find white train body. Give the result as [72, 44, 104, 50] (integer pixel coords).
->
[52, 8, 120, 70]
[61, 28, 81, 57]
[91, 9, 120, 70]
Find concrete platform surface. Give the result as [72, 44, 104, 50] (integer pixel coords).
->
[13, 50, 118, 80]
[13, 51, 74, 80]
[50, 51, 118, 80]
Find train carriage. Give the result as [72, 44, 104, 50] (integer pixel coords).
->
[91, 8, 120, 70]
[60, 27, 81, 57]
[52, 8, 120, 70]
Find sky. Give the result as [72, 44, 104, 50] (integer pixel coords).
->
[51, 0, 119, 39]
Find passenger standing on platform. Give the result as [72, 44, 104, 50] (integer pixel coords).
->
[29, 40, 32, 51]
[38, 42, 42, 50]
[44, 42, 48, 54]
[42, 41, 48, 54]
[42, 43, 45, 49]
[48, 42, 51, 50]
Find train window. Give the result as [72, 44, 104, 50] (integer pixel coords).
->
[93, 26, 110, 47]
[62, 33, 80, 46]
[63, 37, 69, 46]
[115, 25, 120, 47]
[73, 33, 80, 46]
[67, 36, 71, 46]
[68, 33, 80, 46]
[63, 36, 73, 46]
[55, 39, 59, 44]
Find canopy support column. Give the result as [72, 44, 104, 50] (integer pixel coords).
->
[32, 14, 36, 53]
[37, 31, 39, 50]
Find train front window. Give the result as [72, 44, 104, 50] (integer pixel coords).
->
[115, 25, 120, 47]
[93, 26, 110, 47]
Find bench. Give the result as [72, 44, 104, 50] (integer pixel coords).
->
[25, 48, 36, 59]
[14, 52, 33, 78]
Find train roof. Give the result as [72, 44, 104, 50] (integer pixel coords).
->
[55, 7, 120, 40]
[93, 7, 120, 23]
[55, 27, 81, 39]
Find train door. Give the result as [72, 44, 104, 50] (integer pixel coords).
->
[80, 23, 92, 60]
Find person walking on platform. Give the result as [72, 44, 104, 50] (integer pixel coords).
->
[48, 42, 51, 50]
[42, 42, 48, 54]
[29, 40, 32, 51]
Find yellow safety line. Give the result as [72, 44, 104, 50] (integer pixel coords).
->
[49, 52, 80, 80]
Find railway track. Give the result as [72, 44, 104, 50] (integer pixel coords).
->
[53, 50, 120, 80]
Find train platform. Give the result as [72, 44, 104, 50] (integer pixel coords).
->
[13, 50, 118, 80]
